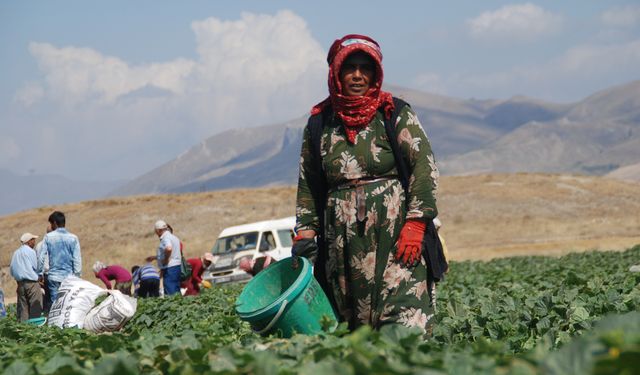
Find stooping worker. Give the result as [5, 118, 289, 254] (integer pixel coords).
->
[181, 253, 215, 296]
[131, 256, 161, 298]
[93, 261, 133, 295]
[293, 34, 444, 335]
[238, 255, 277, 277]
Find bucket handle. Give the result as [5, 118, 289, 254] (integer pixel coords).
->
[255, 299, 288, 335]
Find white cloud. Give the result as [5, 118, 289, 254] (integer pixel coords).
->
[468, 3, 563, 41]
[413, 39, 640, 101]
[28, 42, 195, 105]
[601, 5, 640, 28]
[14, 81, 44, 106]
[0, 137, 21, 161]
[11, 10, 327, 180]
[191, 11, 323, 86]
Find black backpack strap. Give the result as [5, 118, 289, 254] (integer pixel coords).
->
[307, 106, 331, 229]
[383, 98, 449, 281]
[306, 107, 337, 311]
[383, 97, 410, 198]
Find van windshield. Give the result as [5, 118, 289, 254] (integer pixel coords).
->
[211, 232, 259, 254]
[277, 229, 294, 247]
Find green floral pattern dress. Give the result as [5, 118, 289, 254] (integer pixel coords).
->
[296, 106, 439, 334]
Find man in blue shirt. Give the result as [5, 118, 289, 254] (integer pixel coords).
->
[38, 211, 82, 306]
[155, 220, 182, 296]
[10, 232, 43, 321]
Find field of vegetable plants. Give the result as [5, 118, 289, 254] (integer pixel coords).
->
[1, 246, 640, 374]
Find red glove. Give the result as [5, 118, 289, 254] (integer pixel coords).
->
[396, 219, 426, 266]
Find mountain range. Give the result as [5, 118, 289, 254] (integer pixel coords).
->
[0, 169, 123, 216]
[111, 80, 640, 196]
[2, 81, 637, 216]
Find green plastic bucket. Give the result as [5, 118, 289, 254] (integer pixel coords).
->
[235, 257, 337, 337]
[26, 317, 47, 326]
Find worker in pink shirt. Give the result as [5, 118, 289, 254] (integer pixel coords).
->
[93, 261, 133, 295]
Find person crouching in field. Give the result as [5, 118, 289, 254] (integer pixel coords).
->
[10, 233, 43, 321]
[239, 255, 277, 277]
[93, 261, 133, 295]
[132, 257, 161, 298]
[181, 253, 214, 296]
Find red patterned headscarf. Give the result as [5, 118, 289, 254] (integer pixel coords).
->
[312, 34, 394, 143]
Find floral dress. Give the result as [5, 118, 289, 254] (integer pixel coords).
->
[296, 105, 439, 334]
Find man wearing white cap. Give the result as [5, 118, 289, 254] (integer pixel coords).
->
[10, 233, 43, 321]
[154, 220, 182, 296]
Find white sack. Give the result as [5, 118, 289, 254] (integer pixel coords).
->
[48, 276, 107, 329]
[83, 290, 137, 333]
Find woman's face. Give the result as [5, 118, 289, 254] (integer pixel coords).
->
[339, 51, 375, 96]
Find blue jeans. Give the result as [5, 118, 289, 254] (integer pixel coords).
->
[0, 289, 6, 318]
[163, 265, 181, 296]
[46, 279, 62, 306]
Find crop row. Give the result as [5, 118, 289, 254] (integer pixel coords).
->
[0, 246, 639, 374]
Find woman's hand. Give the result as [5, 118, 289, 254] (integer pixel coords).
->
[396, 219, 426, 266]
[291, 230, 319, 267]
[295, 230, 316, 240]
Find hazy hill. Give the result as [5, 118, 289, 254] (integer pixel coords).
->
[112, 84, 572, 196]
[440, 80, 640, 177]
[3, 173, 640, 300]
[0, 169, 123, 216]
[110, 118, 305, 195]
[6, 81, 638, 214]
[606, 162, 640, 182]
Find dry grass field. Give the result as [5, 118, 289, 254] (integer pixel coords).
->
[1, 173, 639, 300]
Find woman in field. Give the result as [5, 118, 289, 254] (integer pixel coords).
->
[294, 34, 441, 334]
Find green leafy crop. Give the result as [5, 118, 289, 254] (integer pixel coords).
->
[1, 246, 639, 374]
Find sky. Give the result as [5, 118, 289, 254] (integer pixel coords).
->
[1, 1, 639, 182]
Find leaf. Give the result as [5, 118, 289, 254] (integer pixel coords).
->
[35, 353, 81, 375]
[298, 359, 355, 375]
[2, 360, 34, 375]
[93, 352, 139, 375]
[570, 306, 590, 323]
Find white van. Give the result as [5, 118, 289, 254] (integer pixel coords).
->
[203, 216, 296, 285]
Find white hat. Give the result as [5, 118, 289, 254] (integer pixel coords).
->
[154, 220, 168, 230]
[202, 253, 215, 264]
[20, 232, 39, 243]
[93, 261, 107, 273]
